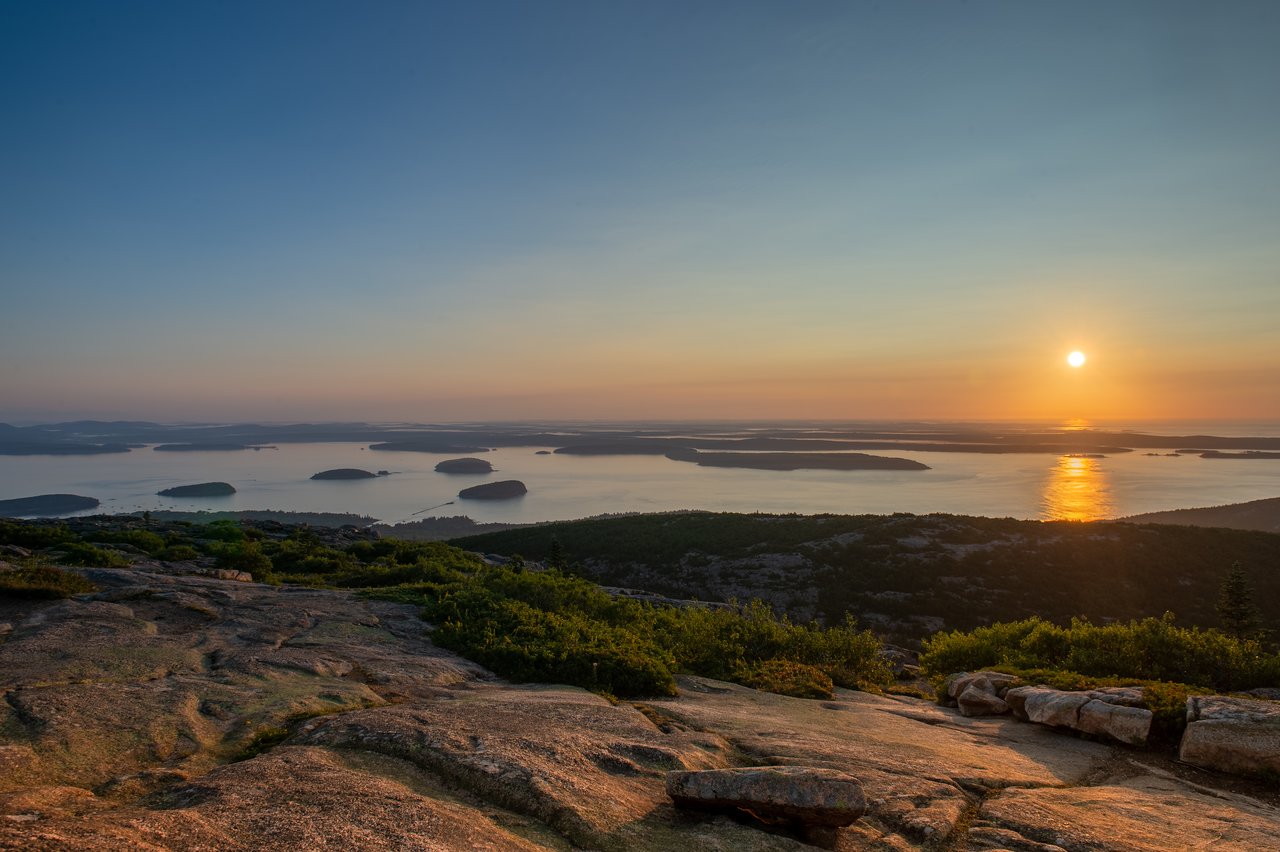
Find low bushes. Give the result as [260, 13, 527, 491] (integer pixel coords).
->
[412, 564, 891, 699]
[0, 565, 96, 599]
[920, 614, 1280, 693]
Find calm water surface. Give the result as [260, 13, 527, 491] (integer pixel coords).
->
[2, 439, 1278, 524]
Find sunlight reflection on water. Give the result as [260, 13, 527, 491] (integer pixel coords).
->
[1041, 455, 1113, 521]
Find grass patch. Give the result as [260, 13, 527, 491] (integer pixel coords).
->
[0, 565, 96, 599]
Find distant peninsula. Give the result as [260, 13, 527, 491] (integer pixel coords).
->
[664, 449, 929, 471]
[1197, 451, 1280, 460]
[458, 480, 527, 500]
[157, 482, 237, 497]
[311, 468, 380, 480]
[0, 494, 100, 516]
[369, 441, 490, 454]
[1119, 496, 1280, 535]
[434, 458, 495, 474]
[153, 443, 253, 452]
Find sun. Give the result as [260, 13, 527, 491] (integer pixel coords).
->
[1067, 351, 1086, 368]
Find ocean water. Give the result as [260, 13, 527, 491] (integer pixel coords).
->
[1, 436, 1278, 524]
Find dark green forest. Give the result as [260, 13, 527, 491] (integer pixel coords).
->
[455, 512, 1280, 641]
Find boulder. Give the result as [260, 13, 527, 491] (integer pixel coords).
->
[1003, 687, 1151, 746]
[666, 766, 867, 827]
[944, 672, 1018, 717]
[1008, 687, 1090, 728]
[1076, 700, 1152, 746]
[1179, 695, 1280, 776]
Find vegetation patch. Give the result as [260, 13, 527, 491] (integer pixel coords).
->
[919, 614, 1280, 692]
[0, 564, 96, 599]
[736, 660, 834, 700]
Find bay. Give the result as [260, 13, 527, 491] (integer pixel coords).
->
[1, 434, 1278, 524]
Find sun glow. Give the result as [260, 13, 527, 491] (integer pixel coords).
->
[1067, 351, 1086, 368]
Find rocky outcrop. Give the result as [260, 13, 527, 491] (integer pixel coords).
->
[1005, 685, 1153, 746]
[3, 572, 1280, 850]
[459, 480, 527, 500]
[157, 482, 236, 497]
[0, 494, 99, 517]
[941, 676, 1154, 747]
[1180, 695, 1280, 776]
[666, 766, 866, 826]
[434, 457, 495, 474]
[943, 671, 1018, 717]
[311, 468, 379, 480]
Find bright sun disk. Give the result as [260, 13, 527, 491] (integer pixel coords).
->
[1067, 351, 1086, 368]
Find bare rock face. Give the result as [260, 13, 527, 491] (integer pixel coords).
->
[4, 567, 1280, 850]
[1180, 695, 1280, 776]
[974, 776, 1280, 851]
[666, 766, 866, 827]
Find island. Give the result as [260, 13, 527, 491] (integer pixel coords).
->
[157, 482, 237, 497]
[458, 480, 527, 500]
[311, 468, 380, 480]
[664, 449, 929, 471]
[435, 457, 495, 474]
[0, 494, 100, 516]
[153, 443, 252, 452]
[369, 441, 490, 454]
[1198, 451, 1280, 460]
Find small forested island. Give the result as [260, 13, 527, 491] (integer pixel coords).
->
[664, 449, 929, 471]
[434, 457, 495, 474]
[310, 468, 380, 480]
[153, 443, 252, 452]
[157, 482, 236, 497]
[458, 480, 527, 500]
[0, 493, 99, 516]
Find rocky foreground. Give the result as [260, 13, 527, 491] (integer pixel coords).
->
[3, 565, 1279, 851]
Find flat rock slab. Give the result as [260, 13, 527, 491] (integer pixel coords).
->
[974, 773, 1280, 851]
[650, 677, 1113, 844]
[666, 766, 866, 827]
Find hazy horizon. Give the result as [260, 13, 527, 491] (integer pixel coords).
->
[5, 2, 1279, 423]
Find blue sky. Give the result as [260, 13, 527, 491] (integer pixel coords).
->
[3, 1, 1278, 422]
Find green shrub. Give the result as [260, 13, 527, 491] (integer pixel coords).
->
[737, 659, 834, 699]
[0, 521, 76, 549]
[50, 541, 130, 568]
[157, 544, 200, 561]
[200, 520, 246, 543]
[920, 614, 1280, 692]
[92, 529, 166, 555]
[0, 565, 96, 599]
[214, 540, 274, 581]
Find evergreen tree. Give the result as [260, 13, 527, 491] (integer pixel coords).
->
[547, 537, 567, 570]
[1216, 562, 1260, 639]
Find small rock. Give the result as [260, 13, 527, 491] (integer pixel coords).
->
[665, 766, 866, 827]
